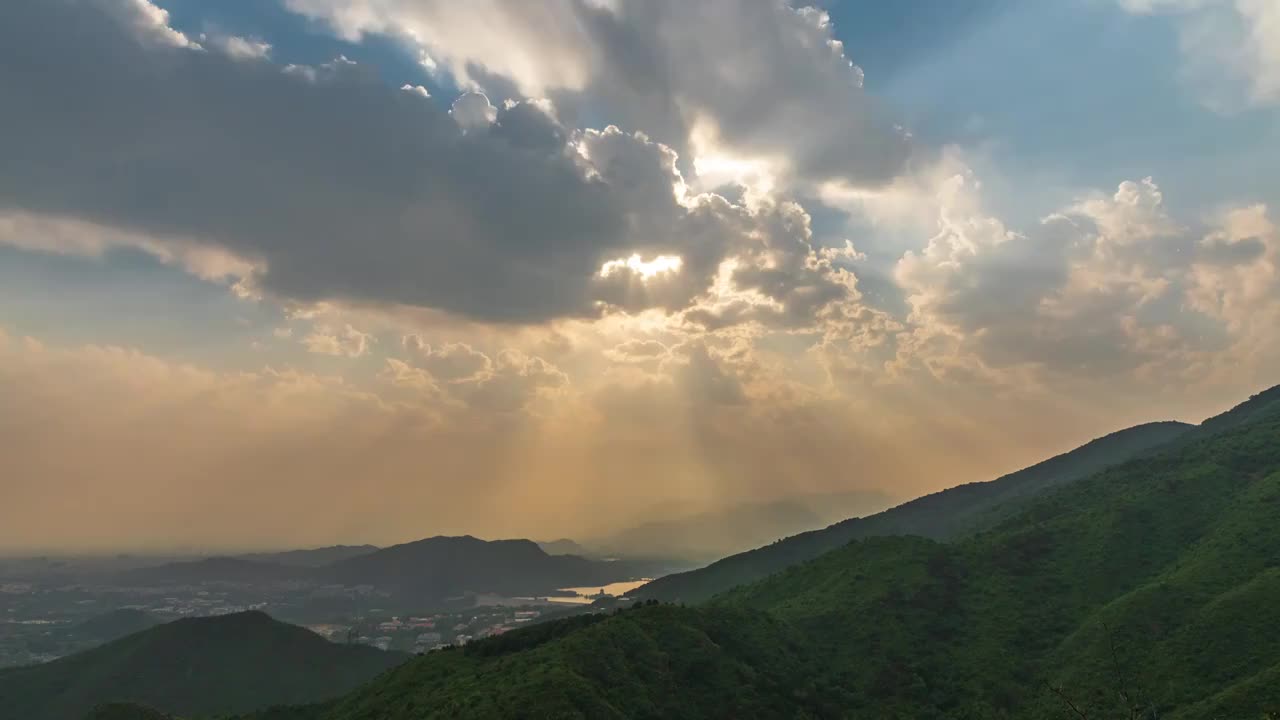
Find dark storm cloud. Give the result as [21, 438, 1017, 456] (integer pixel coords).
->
[0, 0, 710, 323]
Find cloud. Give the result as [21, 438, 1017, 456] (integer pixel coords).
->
[884, 154, 1280, 386]
[449, 92, 498, 130]
[894, 173, 1182, 378]
[603, 339, 671, 364]
[393, 337, 569, 413]
[1066, 177, 1182, 245]
[1119, 0, 1280, 108]
[0, 0, 624, 323]
[303, 324, 374, 357]
[0, 333, 433, 551]
[671, 342, 748, 406]
[109, 0, 198, 48]
[1187, 203, 1279, 335]
[465, 350, 570, 413]
[0, 330, 933, 552]
[403, 337, 494, 383]
[283, 0, 599, 95]
[282, 0, 910, 187]
[205, 33, 272, 61]
[0, 0, 901, 332]
[0, 209, 260, 283]
[6, 0, 1280, 557]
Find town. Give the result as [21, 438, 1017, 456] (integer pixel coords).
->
[1, 571, 639, 667]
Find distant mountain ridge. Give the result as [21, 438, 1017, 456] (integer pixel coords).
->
[109, 536, 652, 604]
[583, 491, 898, 564]
[0, 611, 407, 720]
[116, 557, 311, 586]
[535, 539, 589, 556]
[636, 419, 1194, 602]
[235, 545, 379, 568]
[534, 492, 900, 566]
[321, 535, 653, 602]
[73, 609, 160, 645]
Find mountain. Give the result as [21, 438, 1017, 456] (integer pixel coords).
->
[594, 500, 821, 562]
[116, 557, 309, 586]
[109, 537, 657, 604]
[635, 419, 1192, 602]
[236, 383, 1280, 719]
[0, 554, 198, 581]
[73, 609, 161, 645]
[0, 611, 407, 720]
[586, 492, 898, 564]
[536, 538, 590, 556]
[256, 605, 808, 720]
[83, 705, 174, 720]
[1179, 383, 1280, 441]
[235, 545, 380, 568]
[319, 536, 651, 602]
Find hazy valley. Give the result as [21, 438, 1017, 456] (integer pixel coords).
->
[3, 385, 1278, 718]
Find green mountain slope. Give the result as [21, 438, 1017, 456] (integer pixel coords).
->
[717, 389, 1280, 717]
[1179, 384, 1280, 441]
[282, 606, 812, 720]
[243, 384, 1280, 719]
[83, 704, 176, 720]
[0, 612, 407, 720]
[637, 419, 1192, 602]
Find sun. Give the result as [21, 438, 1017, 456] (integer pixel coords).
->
[599, 254, 684, 281]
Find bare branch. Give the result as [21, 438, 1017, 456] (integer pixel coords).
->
[1045, 681, 1090, 720]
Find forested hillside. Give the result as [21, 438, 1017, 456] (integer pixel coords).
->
[637, 420, 1193, 603]
[0, 612, 406, 720]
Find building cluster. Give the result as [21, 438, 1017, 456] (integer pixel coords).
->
[328, 607, 547, 654]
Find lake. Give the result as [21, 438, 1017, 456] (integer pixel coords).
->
[547, 579, 652, 604]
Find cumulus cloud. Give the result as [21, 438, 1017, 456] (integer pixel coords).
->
[1187, 204, 1280, 336]
[604, 339, 671, 365]
[282, 0, 910, 187]
[205, 33, 272, 61]
[884, 155, 1280, 387]
[895, 174, 1174, 378]
[403, 336, 494, 383]
[303, 324, 374, 357]
[465, 350, 571, 413]
[109, 0, 198, 48]
[392, 338, 569, 413]
[449, 92, 498, 130]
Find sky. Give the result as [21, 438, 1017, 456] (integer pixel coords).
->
[1, 0, 1278, 553]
